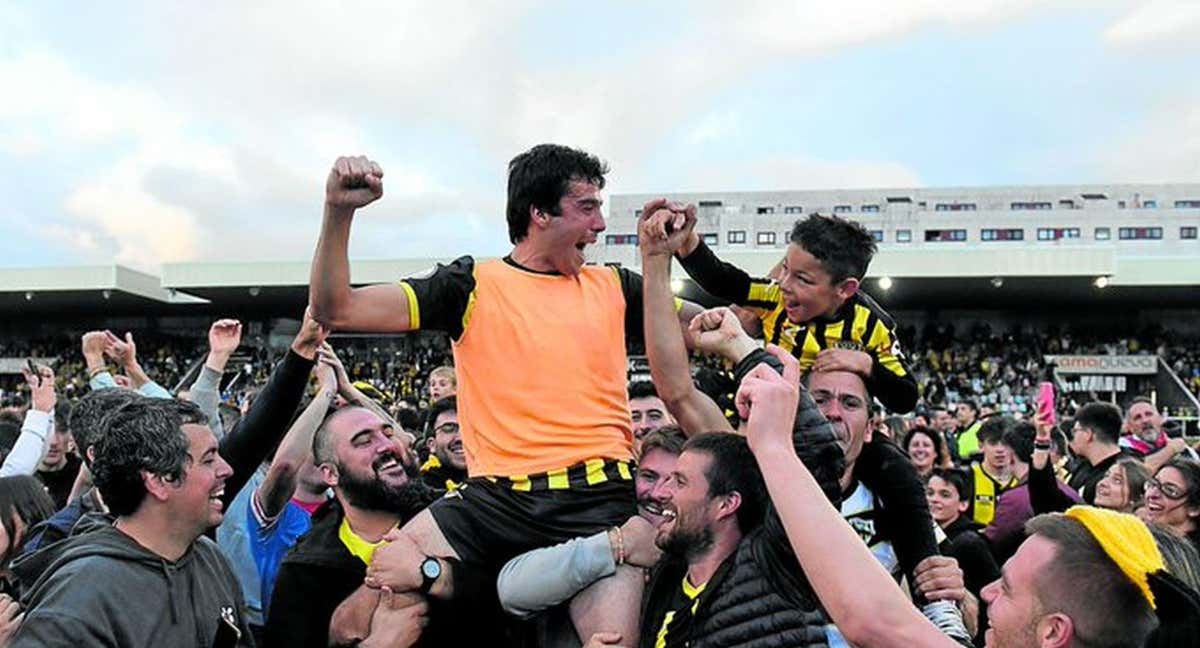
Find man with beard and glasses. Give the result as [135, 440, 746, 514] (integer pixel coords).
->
[264, 407, 447, 648]
[419, 397, 467, 491]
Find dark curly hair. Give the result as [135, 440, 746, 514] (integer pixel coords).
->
[92, 399, 208, 517]
[69, 388, 147, 467]
[506, 144, 608, 244]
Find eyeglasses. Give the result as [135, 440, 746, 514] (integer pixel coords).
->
[1146, 478, 1189, 500]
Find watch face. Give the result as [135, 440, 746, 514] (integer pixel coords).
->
[422, 559, 441, 580]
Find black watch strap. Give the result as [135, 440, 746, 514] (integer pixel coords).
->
[419, 557, 441, 594]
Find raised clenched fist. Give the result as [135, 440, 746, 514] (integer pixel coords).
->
[326, 155, 384, 211]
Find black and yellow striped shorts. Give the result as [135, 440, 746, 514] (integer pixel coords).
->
[428, 458, 636, 571]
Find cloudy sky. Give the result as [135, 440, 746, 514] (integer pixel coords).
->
[0, 0, 1196, 271]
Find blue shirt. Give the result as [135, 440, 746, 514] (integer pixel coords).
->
[216, 473, 265, 626]
[249, 493, 313, 615]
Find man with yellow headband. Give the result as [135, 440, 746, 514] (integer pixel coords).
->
[980, 506, 1164, 648]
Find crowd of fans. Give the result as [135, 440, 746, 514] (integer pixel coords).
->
[0, 145, 1195, 648]
[5, 321, 1196, 427]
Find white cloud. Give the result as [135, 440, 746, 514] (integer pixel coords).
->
[687, 111, 743, 146]
[0, 129, 42, 157]
[672, 154, 923, 193]
[63, 158, 209, 270]
[727, 0, 1050, 54]
[1103, 1, 1200, 46]
[1094, 96, 1200, 182]
[0, 1, 1131, 269]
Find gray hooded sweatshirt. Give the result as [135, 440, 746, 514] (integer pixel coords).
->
[10, 523, 253, 647]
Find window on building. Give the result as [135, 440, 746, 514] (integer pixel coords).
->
[1095, 227, 1111, 240]
[1058, 199, 1076, 209]
[1118, 227, 1163, 240]
[1181, 227, 1197, 239]
[604, 234, 638, 245]
[1143, 200, 1157, 208]
[783, 205, 802, 214]
[757, 206, 775, 214]
[896, 229, 912, 243]
[728, 230, 746, 244]
[887, 196, 912, 204]
[1175, 200, 1200, 209]
[1010, 202, 1052, 210]
[981, 228, 1024, 241]
[698, 200, 723, 208]
[833, 205, 852, 213]
[1080, 193, 1107, 200]
[702, 233, 719, 246]
[861, 204, 880, 213]
[935, 203, 977, 211]
[925, 229, 967, 242]
[1037, 228, 1081, 241]
[757, 232, 776, 245]
[1118, 201, 1126, 209]
[869, 230, 884, 242]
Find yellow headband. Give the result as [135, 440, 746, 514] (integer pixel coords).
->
[353, 381, 390, 403]
[1065, 506, 1165, 609]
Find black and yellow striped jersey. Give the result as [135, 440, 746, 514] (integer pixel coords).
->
[679, 240, 918, 413]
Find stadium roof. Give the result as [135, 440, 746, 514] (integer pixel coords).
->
[0, 264, 208, 314]
[1, 248, 1196, 316]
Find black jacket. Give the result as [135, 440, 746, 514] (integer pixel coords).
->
[220, 348, 315, 511]
[940, 518, 999, 599]
[639, 387, 846, 648]
[852, 439, 941, 586]
[265, 499, 497, 648]
[264, 501, 364, 648]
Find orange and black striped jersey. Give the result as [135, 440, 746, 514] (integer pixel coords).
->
[679, 240, 918, 413]
[399, 256, 644, 478]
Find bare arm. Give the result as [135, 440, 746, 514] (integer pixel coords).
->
[103, 332, 170, 396]
[740, 348, 958, 648]
[310, 155, 414, 332]
[639, 204, 732, 435]
[256, 354, 336, 520]
[325, 345, 403, 432]
[1142, 438, 1189, 473]
[330, 586, 382, 647]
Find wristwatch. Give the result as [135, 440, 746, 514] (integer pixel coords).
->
[419, 557, 442, 594]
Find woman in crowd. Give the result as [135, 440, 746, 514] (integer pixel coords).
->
[0, 475, 57, 646]
[1093, 458, 1150, 514]
[903, 426, 951, 481]
[0, 475, 57, 592]
[1140, 457, 1200, 550]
